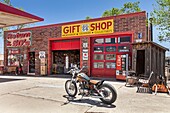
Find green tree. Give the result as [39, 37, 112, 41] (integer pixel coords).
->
[0, 0, 11, 5]
[121, 1, 141, 14]
[151, 0, 170, 42]
[102, 1, 141, 17]
[102, 8, 121, 17]
[85, 16, 92, 20]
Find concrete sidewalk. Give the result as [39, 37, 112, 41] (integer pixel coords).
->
[0, 75, 170, 113]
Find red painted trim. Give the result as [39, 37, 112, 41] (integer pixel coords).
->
[48, 31, 134, 41]
[51, 39, 80, 50]
[0, 2, 44, 21]
[48, 40, 50, 75]
[116, 75, 126, 80]
[88, 37, 91, 76]
[80, 39, 82, 68]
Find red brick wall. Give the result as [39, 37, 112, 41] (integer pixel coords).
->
[4, 11, 147, 75]
[114, 12, 146, 41]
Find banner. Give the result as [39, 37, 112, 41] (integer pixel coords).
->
[7, 31, 32, 47]
[62, 19, 114, 37]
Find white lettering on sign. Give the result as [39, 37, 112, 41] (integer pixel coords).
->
[7, 31, 32, 47]
[9, 50, 20, 54]
[116, 55, 122, 70]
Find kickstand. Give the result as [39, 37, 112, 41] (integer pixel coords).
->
[166, 85, 170, 95]
[80, 94, 84, 100]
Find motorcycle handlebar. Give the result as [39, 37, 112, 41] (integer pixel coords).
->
[67, 66, 87, 74]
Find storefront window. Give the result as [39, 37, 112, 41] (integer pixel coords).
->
[7, 49, 20, 66]
[118, 36, 131, 43]
[105, 38, 116, 44]
[106, 62, 116, 69]
[106, 46, 116, 52]
[94, 62, 104, 68]
[106, 54, 116, 60]
[8, 54, 19, 66]
[94, 46, 104, 52]
[94, 54, 104, 60]
[118, 45, 130, 52]
[94, 38, 104, 44]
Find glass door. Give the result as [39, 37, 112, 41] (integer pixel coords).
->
[28, 52, 35, 75]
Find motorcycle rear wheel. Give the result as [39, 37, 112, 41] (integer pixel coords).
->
[99, 83, 117, 104]
[65, 80, 77, 97]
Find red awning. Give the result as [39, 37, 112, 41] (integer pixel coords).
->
[0, 2, 44, 28]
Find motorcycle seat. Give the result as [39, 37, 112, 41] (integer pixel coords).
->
[89, 80, 104, 86]
[89, 80, 99, 85]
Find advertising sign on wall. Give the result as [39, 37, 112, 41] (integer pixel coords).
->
[62, 19, 114, 37]
[9, 49, 20, 54]
[116, 55, 122, 70]
[39, 51, 45, 59]
[7, 31, 32, 47]
[83, 49, 88, 60]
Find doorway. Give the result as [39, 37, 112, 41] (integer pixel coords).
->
[52, 50, 80, 74]
[136, 50, 145, 75]
[28, 52, 35, 75]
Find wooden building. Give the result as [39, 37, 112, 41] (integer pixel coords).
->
[132, 41, 169, 80]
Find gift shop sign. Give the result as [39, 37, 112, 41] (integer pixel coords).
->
[62, 19, 113, 37]
[6, 31, 32, 47]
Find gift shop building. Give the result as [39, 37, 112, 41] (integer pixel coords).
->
[5, 11, 165, 79]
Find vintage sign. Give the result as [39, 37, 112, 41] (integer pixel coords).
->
[9, 49, 20, 54]
[116, 55, 122, 70]
[83, 49, 88, 60]
[83, 42, 88, 48]
[7, 31, 32, 47]
[39, 51, 45, 59]
[62, 19, 114, 37]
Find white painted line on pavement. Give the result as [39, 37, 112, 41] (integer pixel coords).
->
[37, 84, 63, 88]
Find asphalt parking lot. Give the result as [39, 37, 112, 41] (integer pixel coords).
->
[0, 75, 170, 113]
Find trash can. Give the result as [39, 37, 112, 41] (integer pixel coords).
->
[0, 66, 4, 74]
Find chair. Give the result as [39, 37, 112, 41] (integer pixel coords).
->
[153, 75, 170, 95]
[125, 70, 138, 87]
[136, 71, 154, 93]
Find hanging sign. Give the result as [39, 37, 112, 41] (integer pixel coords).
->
[83, 49, 88, 60]
[62, 19, 114, 37]
[6, 31, 32, 47]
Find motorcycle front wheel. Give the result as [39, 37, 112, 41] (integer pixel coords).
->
[99, 83, 117, 104]
[65, 80, 77, 97]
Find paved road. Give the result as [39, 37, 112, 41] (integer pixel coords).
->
[0, 75, 170, 113]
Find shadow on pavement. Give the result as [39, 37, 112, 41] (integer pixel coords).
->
[62, 95, 116, 108]
[0, 78, 25, 83]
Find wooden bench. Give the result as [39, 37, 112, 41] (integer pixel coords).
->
[7, 66, 16, 75]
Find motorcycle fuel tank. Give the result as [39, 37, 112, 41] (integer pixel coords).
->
[77, 73, 90, 81]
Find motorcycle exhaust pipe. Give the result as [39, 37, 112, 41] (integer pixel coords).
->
[91, 96, 103, 98]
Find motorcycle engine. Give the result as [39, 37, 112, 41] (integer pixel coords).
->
[79, 82, 89, 95]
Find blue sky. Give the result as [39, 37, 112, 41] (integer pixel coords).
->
[0, 0, 169, 56]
